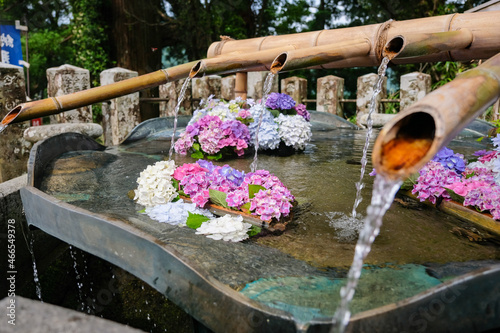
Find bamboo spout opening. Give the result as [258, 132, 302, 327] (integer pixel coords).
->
[1, 105, 23, 126]
[270, 53, 288, 73]
[383, 36, 405, 60]
[190, 61, 204, 78]
[373, 112, 436, 180]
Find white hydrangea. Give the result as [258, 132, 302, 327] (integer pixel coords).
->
[134, 160, 178, 207]
[276, 114, 312, 150]
[195, 214, 252, 242]
[145, 200, 213, 225]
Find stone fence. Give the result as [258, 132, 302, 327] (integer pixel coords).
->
[1, 62, 499, 182]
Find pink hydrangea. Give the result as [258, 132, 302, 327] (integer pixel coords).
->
[412, 161, 461, 204]
[173, 163, 207, 181]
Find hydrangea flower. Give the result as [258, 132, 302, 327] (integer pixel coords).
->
[276, 114, 312, 150]
[294, 103, 310, 121]
[265, 92, 296, 110]
[432, 147, 466, 174]
[134, 160, 178, 207]
[195, 214, 252, 242]
[412, 161, 461, 204]
[175, 114, 251, 159]
[145, 201, 213, 225]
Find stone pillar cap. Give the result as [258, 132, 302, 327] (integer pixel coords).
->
[24, 123, 103, 143]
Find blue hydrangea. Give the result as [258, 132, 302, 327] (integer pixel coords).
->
[265, 92, 296, 110]
[432, 147, 466, 174]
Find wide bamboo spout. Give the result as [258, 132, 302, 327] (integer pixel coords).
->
[0, 62, 199, 126]
[372, 51, 500, 181]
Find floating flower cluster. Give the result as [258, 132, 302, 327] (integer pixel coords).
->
[175, 93, 312, 157]
[195, 214, 252, 242]
[411, 136, 500, 220]
[248, 92, 312, 151]
[134, 160, 178, 207]
[133, 159, 295, 242]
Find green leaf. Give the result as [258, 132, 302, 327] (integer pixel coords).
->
[186, 212, 210, 229]
[400, 172, 419, 191]
[241, 202, 252, 213]
[192, 142, 201, 151]
[444, 188, 465, 204]
[270, 109, 280, 118]
[191, 150, 204, 159]
[207, 152, 223, 160]
[248, 225, 262, 237]
[209, 189, 230, 208]
[137, 208, 146, 213]
[465, 171, 475, 179]
[248, 184, 266, 199]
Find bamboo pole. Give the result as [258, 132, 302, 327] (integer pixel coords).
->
[1, 62, 198, 126]
[372, 51, 500, 181]
[270, 38, 371, 73]
[208, 11, 500, 67]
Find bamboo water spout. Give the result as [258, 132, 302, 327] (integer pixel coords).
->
[372, 51, 500, 180]
[0, 62, 199, 126]
[208, 11, 500, 67]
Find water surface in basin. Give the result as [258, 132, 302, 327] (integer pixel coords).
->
[38, 126, 500, 321]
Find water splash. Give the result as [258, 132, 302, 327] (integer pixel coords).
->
[332, 174, 402, 333]
[29, 238, 43, 302]
[250, 72, 275, 172]
[351, 57, 391, 219]
[168, 77, 192, 160]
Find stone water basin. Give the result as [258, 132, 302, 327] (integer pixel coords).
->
[21, 115, 500, 332]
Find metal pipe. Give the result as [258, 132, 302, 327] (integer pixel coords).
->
[372, 51, 500, 180]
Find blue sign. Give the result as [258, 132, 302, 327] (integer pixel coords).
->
[0, 25, 23, 67]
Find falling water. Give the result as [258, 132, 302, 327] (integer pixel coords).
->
[0, 124, 6, 134]
[351, 57, 391, 219]
[332, 174, 402, 333]
[250, 72, 275, 172]
[168, 77, 192, 160]
[28, 238, 43, 302]
[69, 245, 86, 312]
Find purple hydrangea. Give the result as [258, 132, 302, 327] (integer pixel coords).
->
[294, 103, 310, 121]
[265, 93, 296, 111]
[412, 161, 461, 204]
[432, 147, 466, 174]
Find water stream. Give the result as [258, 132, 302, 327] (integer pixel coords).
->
[0, 124, 6, 134]
[352, 56, 390, 219]
[332, 174, 403, 333]
[250, 72, 276, 172]
[168, 77, 192, 160]
[69, 245, 87, 312]
[28, 238, 43, 303]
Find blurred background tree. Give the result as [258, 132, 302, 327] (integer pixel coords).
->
[0, 0, 493, 121]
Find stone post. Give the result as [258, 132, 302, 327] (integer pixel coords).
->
[100, 67, 140, 146]
[400, 72, 431, 111]
[159, 78, 193, 117]
[281, 76, 307, 104]
[247, 72, 279, 100]
[317, 75, 344, 117]
[356, 73, 386, 123]
[0, 63, 31, 182]
[221, 75, 236, 100]
[47, 64, 92, 123]
[192, 75, 221, 109]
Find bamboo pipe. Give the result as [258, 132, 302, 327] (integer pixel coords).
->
[1, 61, 198, 126]
[189, 45, 299, 77]
[208, 11, 500, 68]
[270, 38, 371, 73]
[382, 29, 473, 60]
[372, 51, 500, 181]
